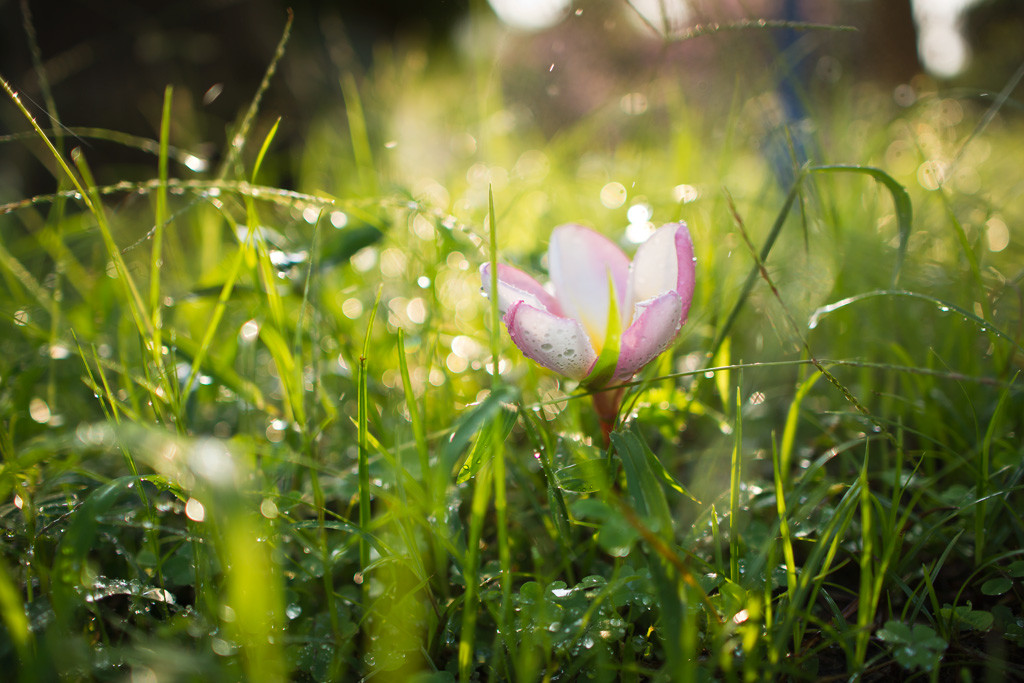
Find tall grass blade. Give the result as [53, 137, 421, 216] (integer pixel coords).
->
[807, 165, 912, 286]
[342, 73, 378, 196]
[977, 379, 1017, 564]
[215, 10, 292, 179]
[358, 287, 383, 571]
[854, 444, 873, 671]
[729, 382, 742, 583]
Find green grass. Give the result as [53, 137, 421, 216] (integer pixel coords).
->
[2, 7, 1024, 682]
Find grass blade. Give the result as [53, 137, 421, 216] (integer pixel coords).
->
[808, 164, 912, 286]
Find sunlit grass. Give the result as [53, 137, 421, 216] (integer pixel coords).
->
[1, 7, 1023, 682]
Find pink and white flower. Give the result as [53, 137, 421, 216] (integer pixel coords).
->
[481, 222, 695, 388]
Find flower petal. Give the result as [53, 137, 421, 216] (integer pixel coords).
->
[627, 222, 696, 326]
[505, 300, 597, 381]
[613, 291, 683, 381]
[548, 224, 630, 345]
[481, 263, 563, 315]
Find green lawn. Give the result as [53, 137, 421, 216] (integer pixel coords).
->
[1, 7, 1023, 682]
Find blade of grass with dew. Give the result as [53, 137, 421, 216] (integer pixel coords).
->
[0, 127, 209, 170]
[456, 404, 517, 484]
[1, 74, 92, 211]
[780, 371, 822, 475]
[72, 149, 179, 427]
[3, 76, 161, 374]
[397, 329, 429, 486]
[853, 443, 874, 670]
[730, 381, 742, 584]
[244, 118, 306, 425]
[810, 290, 1024, 358]
[442, 384, 518, 477]
[770, 434, 799, 644]
[486, 183, 516, 667]
[459, 458, 493, 682]
[214, 10, 291, 180]
[151, 86, 172, 346]
[358, 287, 382, 573]
[181, 204, 268, 402]
[708, 178, 801, 363]
[977, 379, 1016, 564]
[770, 478, 861, 666]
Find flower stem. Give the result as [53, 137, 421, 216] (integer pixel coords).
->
[592, 386, 625, 442]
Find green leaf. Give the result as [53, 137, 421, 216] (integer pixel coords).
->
[877, 620, 947, 672]
[554, 459, 612, 492]
[456, 401, 517, 483]
[320, 223, 385, 268]
[570, 499, 639, 557]
[641, 434, 700, 503]
[981, 577, 1013, 596]
[443, 384, 518, 475]
[52, 476, 142, 615]
[941, 604, 994, 632]
[1008, 560, 1024, 579]
[611, 429, 672, 535]
[717, 577, 750, 618]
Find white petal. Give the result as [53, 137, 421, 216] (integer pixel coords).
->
[505, 301, 597, 381]
[626, 222, 696, 325]
[547, 224, 630, 344]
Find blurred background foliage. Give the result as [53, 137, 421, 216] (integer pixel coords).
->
[1, 0, 1022, 201]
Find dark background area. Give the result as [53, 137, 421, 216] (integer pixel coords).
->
[0, 0, 468, 198]
[0, 0, 1021, 201]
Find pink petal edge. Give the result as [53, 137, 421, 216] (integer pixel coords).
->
[481, 263, 562, 315]
[505, 300, 597, 381]
[613, 291, 684, 382]
[627, 222, 696, 327]
[672, 223, 696, 323]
